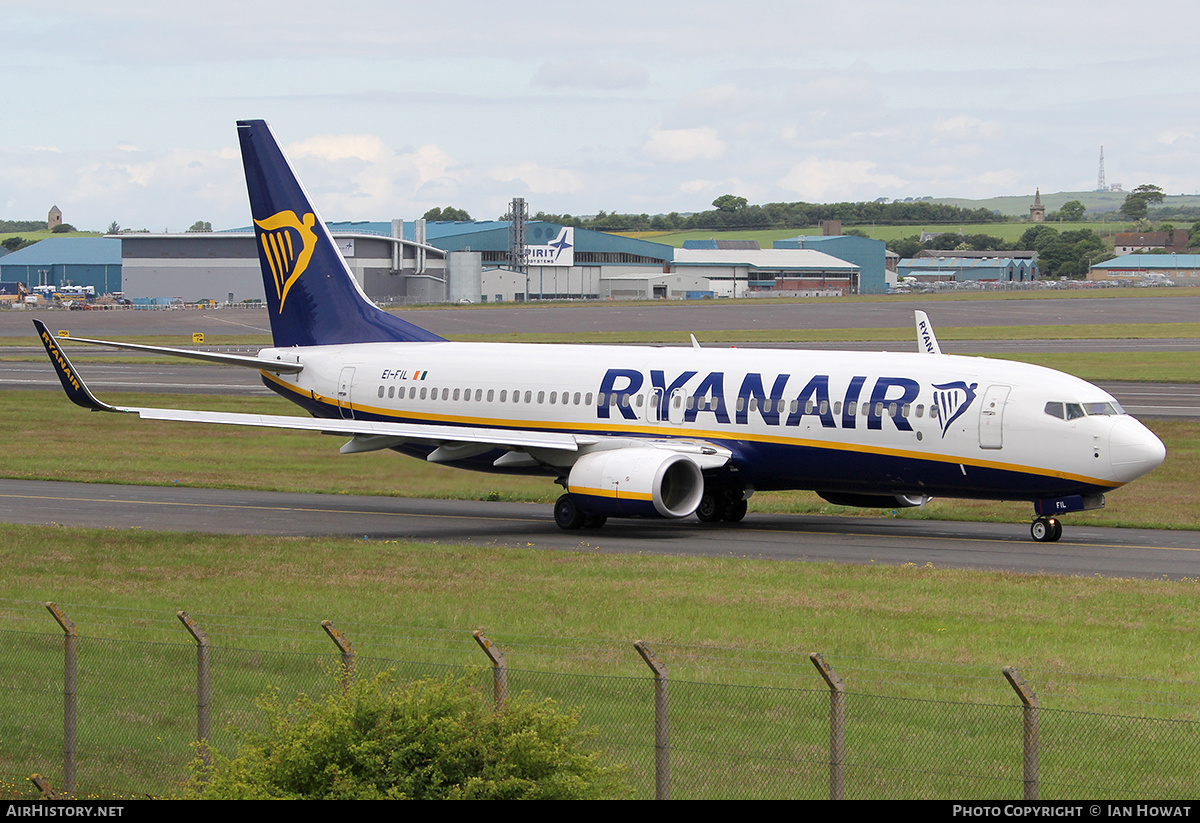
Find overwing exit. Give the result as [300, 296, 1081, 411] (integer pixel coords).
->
[35, 120, 1166, 542]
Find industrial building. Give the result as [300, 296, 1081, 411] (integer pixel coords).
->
[1088, 254, 1200, 284]
[897, 256, 1039, 283]
[0, 217, 887, 304]
[0, 238, 122, 296]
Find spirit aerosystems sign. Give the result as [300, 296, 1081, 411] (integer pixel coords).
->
[526, 227, 574, 267]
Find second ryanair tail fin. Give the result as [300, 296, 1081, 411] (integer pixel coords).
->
[237, 119, 444, 347]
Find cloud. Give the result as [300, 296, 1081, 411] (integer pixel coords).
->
[643, 126, 726, 163]
[778, 157, 906, 201]
[531, 59, 649, 90]
[931, 116, 1004, 141]
[489, 162, 584, 194]
[287, 134, 392, 164]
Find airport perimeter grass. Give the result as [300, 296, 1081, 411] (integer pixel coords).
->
[4, 520, 1199, 799]
[2, 522, 1198, 682]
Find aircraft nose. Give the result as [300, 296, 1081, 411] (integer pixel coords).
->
[1108, 417, 1166, 483]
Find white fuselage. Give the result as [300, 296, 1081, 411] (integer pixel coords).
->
[256, 340, 1165, 501]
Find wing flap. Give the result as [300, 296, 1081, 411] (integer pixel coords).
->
[128, 406, 581, 451]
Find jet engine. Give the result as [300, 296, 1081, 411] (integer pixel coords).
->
[567, 448, 705, 518]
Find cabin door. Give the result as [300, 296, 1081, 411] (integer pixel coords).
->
[978, 385, 1010, 449]
[337, 367, 356, 420]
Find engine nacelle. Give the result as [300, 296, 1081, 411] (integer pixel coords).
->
[818, 492, 928, 509]
[568, 448, 704, 518]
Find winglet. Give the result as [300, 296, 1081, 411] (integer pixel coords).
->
[914, 310, 942, 355]
[32, 319, 122, 412]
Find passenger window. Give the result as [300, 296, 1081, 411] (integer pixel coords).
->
[389, 386, 396, 399]
[475, 389, 482, 402]
[549, 391, 557, 404]
[499, 390, 507, 402]
[574, 392, 581, 405]
[525, 391, 533, 404]
[538, 391, 545, 404]
[833, 401, 842, 416]
[420, 387, 427, 400]
[487, 389, 494, 402]
[819, 400, 829, 415]
[377, 386, 385, 398]
[585, 392, 593, 406]
[930, 404, 939, 419]
[453, 389, 460, 401]
[441, 388, 449, 401]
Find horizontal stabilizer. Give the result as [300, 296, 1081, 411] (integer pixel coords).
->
[42, 330, 303, 373]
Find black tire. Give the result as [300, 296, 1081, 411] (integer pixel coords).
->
[1031, 518, 1052, 542]
[1049, 519, 1063, 542]
[582, 513, 607, 529]
[723, 498, 748, 522]
[554, 494, 585, 530]
[696, 492, 722, 522]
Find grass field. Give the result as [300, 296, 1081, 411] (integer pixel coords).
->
[619, 221, 1137, 247]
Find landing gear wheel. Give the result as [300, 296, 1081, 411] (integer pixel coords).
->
[696, 493, 722, 522]
[582, 513, 607, 529]
[1031, 517, 1062, 543]
[554, 494, 586, 530]
[723, 498, 748, 522]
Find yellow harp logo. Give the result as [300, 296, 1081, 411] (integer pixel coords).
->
[254, 210, 318, 313]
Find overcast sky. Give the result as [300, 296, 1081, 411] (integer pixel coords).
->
[4, 0, 1200, 232]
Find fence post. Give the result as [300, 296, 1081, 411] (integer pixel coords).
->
[634, 640, 669, 800]
[44, 602, 77, 795]
[473, 631, 507, 710]
[321, 620, 356, 687]
[809, 652, 846, 800]
[176, 611, 211, 761]
[1003, 667, 1039, 800]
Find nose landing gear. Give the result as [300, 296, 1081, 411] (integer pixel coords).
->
[1031, 516, 1063, 543]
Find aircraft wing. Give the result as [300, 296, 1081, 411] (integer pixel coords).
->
[33, 319, 731, 468]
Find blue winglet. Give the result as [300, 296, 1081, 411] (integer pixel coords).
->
[33, 319, 120, 412]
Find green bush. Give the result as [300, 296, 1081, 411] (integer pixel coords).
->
[187, 672, 627, 799]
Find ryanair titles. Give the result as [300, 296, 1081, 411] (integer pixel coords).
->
[597, 368, 976, 437]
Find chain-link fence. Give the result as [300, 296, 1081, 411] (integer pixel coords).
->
[2, 603, 1199, 800]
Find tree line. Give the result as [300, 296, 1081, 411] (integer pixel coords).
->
[889, 225, 1112, 278]
[525, 196, 1002, 232]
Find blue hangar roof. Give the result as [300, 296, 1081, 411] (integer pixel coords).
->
[323, 220, 675, 263]
[0, 237, 121, 265]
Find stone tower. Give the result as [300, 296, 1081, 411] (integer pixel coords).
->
[47, 206, 62, 230]
[1029, 189, 1045, 223]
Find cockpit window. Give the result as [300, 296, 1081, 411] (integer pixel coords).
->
[1083, 401, 1124, 416]
[1045, 400, 1125, 420]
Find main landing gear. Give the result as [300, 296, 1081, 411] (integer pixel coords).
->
[695, 489, 747, 524]
[1030, 516, 1063, 543]
[553, 494, 606, 530]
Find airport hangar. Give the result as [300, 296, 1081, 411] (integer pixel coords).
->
[90, 221, 878, 304]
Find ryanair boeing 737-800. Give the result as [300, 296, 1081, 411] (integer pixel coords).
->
[35, 120, 1166, 542]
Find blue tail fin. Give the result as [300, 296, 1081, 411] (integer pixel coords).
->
[237, 119, 444, 347]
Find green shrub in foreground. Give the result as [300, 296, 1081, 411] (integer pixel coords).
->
[187, 672, 628, 799]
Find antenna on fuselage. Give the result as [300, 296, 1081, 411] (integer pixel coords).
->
[914, 310, 942, 355]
